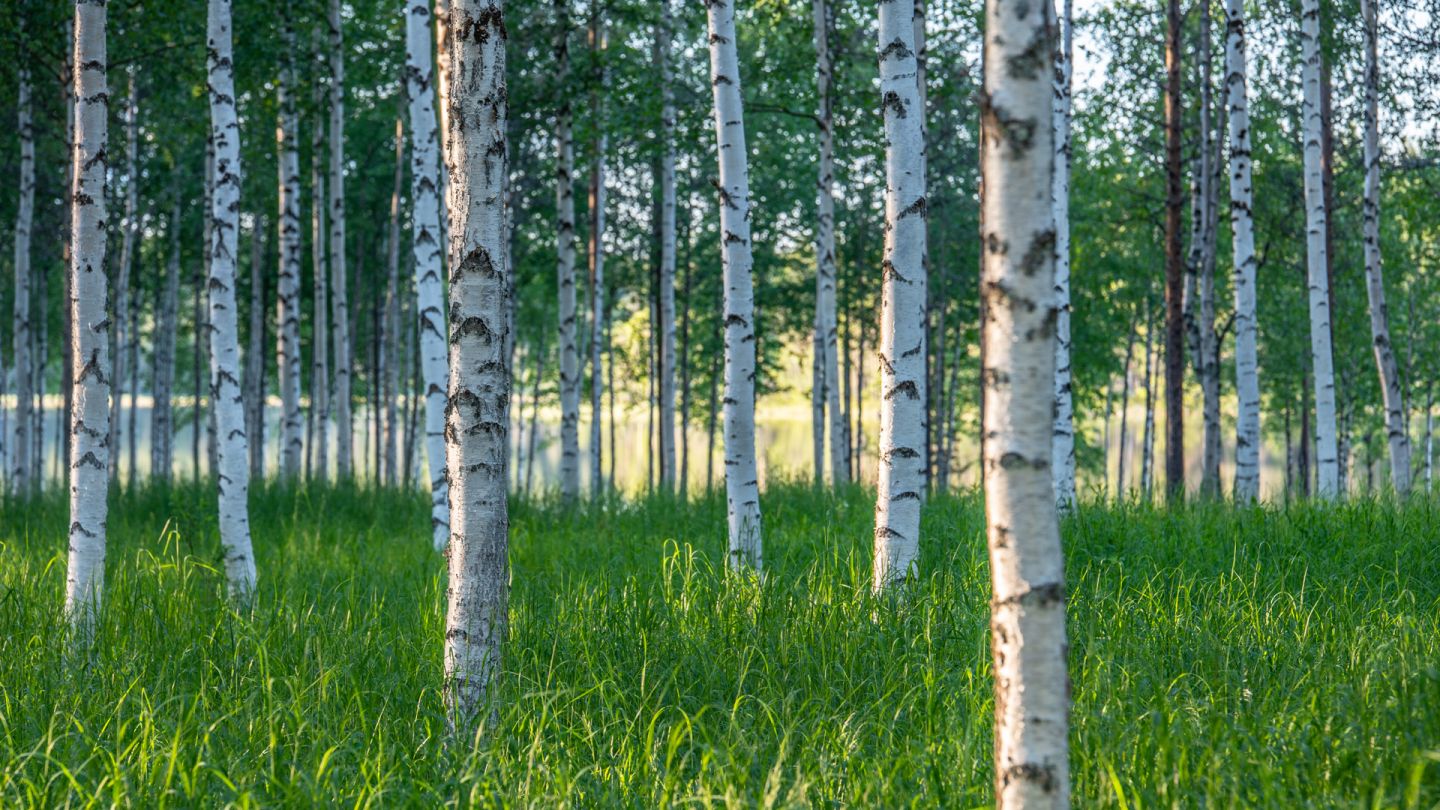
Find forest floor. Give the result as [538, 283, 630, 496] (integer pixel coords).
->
[2, 481, 1438, 807]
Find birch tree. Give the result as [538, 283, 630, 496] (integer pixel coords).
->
[1163, 0, 1185, 498]
[1051, 0, 1075, 508]
[657, 0, 677, 490]
[112, 69, 138, 484]
[1301, 0, 1340, 497]
[1361, 0, 1410, 494]
[311, 96, 330, 480]
[405, 0, 452, 551]
[441, 0, 511, 736]
[813, 0, 847, 486]
[276, 21, 304, 478]
[10, 19, 33, 494]
[873, 0, 928, 592]
[555, 0, 581, 501]
[587, 7, 608, 498]
[1197, 1, 1222, 498]
[706, 0, 763, 570]
[206, 0, 257, 599]
[153, 195, 181, 484]
[66, 0, 112, 639]
[328, 0, 353, 478]
[1226, 0, 1261, 501]
[245, 219, 265, 479]
[980, 0, 1070, 800]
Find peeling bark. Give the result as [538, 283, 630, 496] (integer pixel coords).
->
[1226, 0, 1261, 501]
[1051, 0, 1075, 509]
[276, 21, 305, 478]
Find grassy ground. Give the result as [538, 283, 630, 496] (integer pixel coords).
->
[1, 481, 1438, 807]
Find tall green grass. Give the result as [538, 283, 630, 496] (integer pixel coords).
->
[1, 481, 1437, 807]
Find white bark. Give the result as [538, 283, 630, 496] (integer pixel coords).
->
[405, 0, 452, 551]
[1360, 0, 1410, 494]
[384, 117, 403, 487]
[11, 30, 33, 493]
[65, 0, 111, 640]
[813, 0, 847, 486]
[441, 0, 511, 735]
[276, 23, 304, 478]
[1198, 2, 1221, 497]
[246, 217, 265, 479]
[873, 0, 928, 592]
[207, 0, 257, 600]
[658, 0, 677, 490]
[311, 96, 330, 480]
[1051, 0, 1075, 509]
[587, 8, 608, 499]
[980, 0, 1070, 801]
[153, 197, 181, 483]
[1300, 0, 1340, 497]
[706, 0, 763, 570]
[112, 68, 138, 484]
[555, 0, 581, 501]
[1226, 0, 1261, 501]
[328, 0, 353, 477]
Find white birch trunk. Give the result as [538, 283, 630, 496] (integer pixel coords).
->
[706, 0, 763, 570]
[153, 197, 181, 483]
[328, 0, 353, 478]
[1360, 0, 1410, 494]
[384, 117, 403, 488]
[813, 0, 847, 486]
[873, 0, 928, 592]
[311, 96, 330, 481]
[1301, 0, 1340, 497]
[1226, 0, 1261, 501]
[441, 0, 511, 735]
[246, 218, 265, 479]
[276, 23, 304, 478]
[207, 0, 257, 600]
[11, 30, 33, 493]
[65, 0, 112, 639]
[555, 0, 581, 501]
[657, 0, 677, 490]
[1051, 0, 1075, 509]
[587, 8, 608, 499]
[112, 68, 138, 484]
[980, 0, 1070, 800]
[405, 0, 452, 550]
[1198, 2, 1221, 497]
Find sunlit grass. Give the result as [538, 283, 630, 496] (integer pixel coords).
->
[1, 481, 1437, 806]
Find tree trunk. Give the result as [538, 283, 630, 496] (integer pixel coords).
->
[112, 68, 138, 485]
[1163, 0, 1185, 500]
[1300, 0, 1340, 497]
[587, 5, 608, 499]
[524, 340, 543, 497]
[153, 195, 181, 485]
[873, 0, 928, 592]
[706, 0, 763, 569]
[1051, 0, 1075, 509]
[245, 217, 266, 480]
[1141, 300, 1157, 497]
[311, 87, 330, 481]
[678, 213, 691, 499]
[62, 24, 75, 492]
[441, 0, 511, 738]
[11, 21, 34, 494]
[384, 117, 403, 487]
[1197, 3, 1221, 497]
[1101, 374, 1114, 495]
[1425, 384, 1433, 492]
[1117, 320, 1136, 495]
[554, 0, 581, 501]
[328, 0, 353, 478]
[276, 22, 305, 479]
[207, 0, 258, 599]
[405, 0, 453, 550]
[1226, 0, 1261, 502]
[812, 0, 846, 487]
[66, 0, 112, 640]
[1360, 0, 1410, 494]
[657, 0, 677, 491]
[126, 264, 139, 489]
[197, 144, 213, 482]
[979, 0, 1070, 798]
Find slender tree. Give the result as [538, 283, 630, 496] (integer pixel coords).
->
[1163, 0, 1185, 499]
[1051, 0, 1075, 508]
[245, 219, 265, 479]
[328, 0, 353, 477]
[10, 9, 33, 493]
[812, 0, 846, 486]
[1360, 0, 1410, 494]
[206, 0, 257, 599]
[276, 20, 304, 477]
[384, 117, 403, 487]
[311, 90, 330, 480]
[1226, 0, 1261, 501]
[587, 5, 608, 498]
[872, 0, 928, 592]
[1196, 1, 1221, 497]
[153, 194, 181, 484]
[657, 0, 677, 490]
[441, 0, 511, 737]
[405, 0, 453, 550]
[980, 0, 1070, 800]
[66, 0, 112, 640]
[112, 68, 138, 484]
[554, 0, 581, 500]
[706, 0, 763, 570]
[1300, 0, 1340, 496]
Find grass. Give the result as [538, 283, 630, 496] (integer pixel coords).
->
[1, 480, 1439, 807]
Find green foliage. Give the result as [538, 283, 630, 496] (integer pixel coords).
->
[2, 483, 1438, 805]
